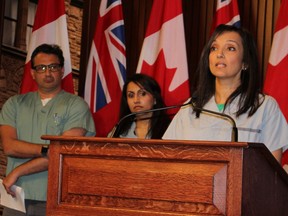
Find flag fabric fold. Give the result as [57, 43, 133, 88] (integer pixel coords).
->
[210, 0, 241, 34]
[263, 0, 288, 166]
[84, 0, 126, 137]
[21, 0, 74, 94]
[136, 0, 190, 112]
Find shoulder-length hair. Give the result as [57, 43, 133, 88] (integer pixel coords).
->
[117, 74, 170, 138]
[194, 24, 263, 117]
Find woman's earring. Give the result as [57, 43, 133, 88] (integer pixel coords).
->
[242, 64, 248, 71]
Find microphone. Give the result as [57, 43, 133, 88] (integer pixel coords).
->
[191, 95, 238, 142]
[109, 100, 192, 138]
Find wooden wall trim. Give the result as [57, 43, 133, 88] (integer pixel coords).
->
[0, 0, 5, 62]
[78, 0, 99, 97]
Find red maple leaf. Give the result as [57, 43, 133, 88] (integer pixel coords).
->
[140, 49, 190, 107]
[139, 49, 190, 116]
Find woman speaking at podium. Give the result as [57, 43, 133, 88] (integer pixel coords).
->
[163, 24, 288, 163]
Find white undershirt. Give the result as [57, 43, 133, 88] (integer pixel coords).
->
[41, 98, 52, 106]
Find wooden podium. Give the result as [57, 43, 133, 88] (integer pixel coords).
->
[42, 136, 288, 216]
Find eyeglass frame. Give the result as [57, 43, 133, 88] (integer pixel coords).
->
[32, 63, 63, 74]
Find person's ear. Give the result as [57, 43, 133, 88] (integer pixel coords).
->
[31, 69, 36, 80]
[60, 67, 64, 78]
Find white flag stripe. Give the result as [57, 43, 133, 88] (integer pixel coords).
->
[136, 14, 188, 92]
[269, 26, 288, 66]
[105, 20, 126, 89]
[84, 42, 112, 109]
[226, 15, 240, 25]
[99, 0, 121, 17]
[217, 0, 232, 10]
[25, 15, 72, 78]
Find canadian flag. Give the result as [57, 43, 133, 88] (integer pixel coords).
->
[263, 0, 288, 166]
[20, 0, 74, 94]
[210, 0, 241, 34]
[136, 0, 190, 111]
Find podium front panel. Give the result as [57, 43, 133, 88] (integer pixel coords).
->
[45, 137, 246, 216]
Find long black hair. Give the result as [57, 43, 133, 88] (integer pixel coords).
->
[117, 74, 170, 138]
[193, 24, 263, 117]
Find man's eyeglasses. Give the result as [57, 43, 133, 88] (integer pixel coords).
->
[33, 64, 62, 73]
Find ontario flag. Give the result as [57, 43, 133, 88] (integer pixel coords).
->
[263, 0, 288, 167]
[210, 0, 241, 34]
[20, 0, 74, 94]
[84, 0, 126, 137]
[136, 0, 190, 113]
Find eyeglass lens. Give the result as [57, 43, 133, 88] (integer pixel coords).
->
[34, 64, 61, 73]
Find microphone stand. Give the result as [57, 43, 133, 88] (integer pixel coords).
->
[191, 104, 238, 142]
[109, 101, 191, 138]
[110, 98, 238, 142]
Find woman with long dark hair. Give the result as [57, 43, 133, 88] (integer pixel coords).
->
[163, 24, 288, 163]
[114, 74, 170, 139]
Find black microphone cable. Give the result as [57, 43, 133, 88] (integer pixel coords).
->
[109, 100, 192, 138]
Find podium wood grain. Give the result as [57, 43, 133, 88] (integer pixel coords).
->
[42, 136, 288, 216]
